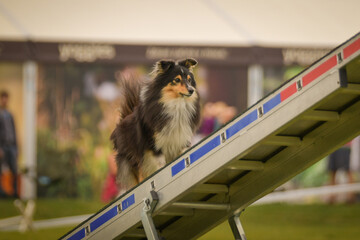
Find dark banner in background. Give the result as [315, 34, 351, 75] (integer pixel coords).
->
[1, 40, 329, 66]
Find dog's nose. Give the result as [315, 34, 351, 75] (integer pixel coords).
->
[188, 88, 194, 95]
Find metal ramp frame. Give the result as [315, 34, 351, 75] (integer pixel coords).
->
[61, 32, 360, 240]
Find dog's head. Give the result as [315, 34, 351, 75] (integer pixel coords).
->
[151, 58, 198, 101]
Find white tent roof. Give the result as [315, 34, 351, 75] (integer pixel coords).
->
[0, 0, 359, 47]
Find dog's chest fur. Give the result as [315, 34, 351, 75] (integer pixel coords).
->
[154, 97, 197, 162]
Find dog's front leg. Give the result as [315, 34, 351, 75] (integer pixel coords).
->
[138, 151, 166, 183]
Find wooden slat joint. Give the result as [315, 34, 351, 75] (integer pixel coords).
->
[264, 136, 302, 146]
[302, 110, 339, 121]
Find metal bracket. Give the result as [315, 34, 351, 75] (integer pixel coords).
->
[141, 190, 161, 240]
[228, 211, 247, 240]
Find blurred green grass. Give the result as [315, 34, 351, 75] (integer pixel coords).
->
[0, 199, 359, 240]
[0, 198, 104, 220]
[0, 199, 103, 240]
[199, 203, 360, 240]
[0, 226, 73, 240]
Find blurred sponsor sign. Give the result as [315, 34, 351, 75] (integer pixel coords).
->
[58, 43, 116, 62]
[0, 40, 330, 66]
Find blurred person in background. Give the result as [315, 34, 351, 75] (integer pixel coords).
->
[197, 102, 217, 138]
[209, 101, 237, 131]
[217, 105, 237, 126]
[0, 90, 18, 198]
[101, 153, 119, 202]
[327, 141, 355, 204]
[196, 101, 237, 143]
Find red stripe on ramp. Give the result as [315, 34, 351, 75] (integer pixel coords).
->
[280, 82, 297, 102]
[302, 55, 337, 87]
[344, 38, 360, 59]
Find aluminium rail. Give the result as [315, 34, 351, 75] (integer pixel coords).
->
[61, 32, 360, 240]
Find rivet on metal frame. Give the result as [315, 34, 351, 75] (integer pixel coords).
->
[221, 132, 226, 143]
[151, 180, 155, 190]
[257, 106, 264, 118]
[185, 157, 191, 167]
[143, 198, 151, 211]
[337, 52, 343, 64]
[117, 204, 122, 214]
[296, 80, 302, 91]
[85, 226, 91, 235]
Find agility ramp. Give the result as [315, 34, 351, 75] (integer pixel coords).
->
[61, 32, 360, 240]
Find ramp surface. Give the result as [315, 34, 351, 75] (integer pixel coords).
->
[61, 32, 360, 240]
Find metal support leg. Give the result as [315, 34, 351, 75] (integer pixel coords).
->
[141, 190, 160, 240]
[228, 212, 247, 240]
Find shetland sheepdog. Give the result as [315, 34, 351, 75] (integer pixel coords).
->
[111, 58, 201, 192]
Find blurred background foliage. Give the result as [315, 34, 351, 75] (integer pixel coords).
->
[35, 63, 120, 199]
[34, 62, 332, 199]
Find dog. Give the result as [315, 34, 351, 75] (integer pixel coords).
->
[111, 58, 201, 192]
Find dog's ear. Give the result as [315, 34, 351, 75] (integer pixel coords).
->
[178, 58, 198, 70]
[151, 60, 175, 76]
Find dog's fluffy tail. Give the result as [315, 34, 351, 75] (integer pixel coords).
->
[118, 75, 142, 120]
[111, 74, 142, 150]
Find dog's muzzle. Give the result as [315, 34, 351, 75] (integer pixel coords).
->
[181, 86, 195, 97]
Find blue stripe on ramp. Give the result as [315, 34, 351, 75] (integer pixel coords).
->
[225, 109, 258, 139]
[190, 135, 221, 164]
[122, 194, 135, 211]
[68, 228, 85, 240]
[263, 94, 281, 114]
[172, 159, 186, 177]
[90, 206, 118, 232]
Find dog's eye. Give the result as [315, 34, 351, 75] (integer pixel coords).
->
[174, 78, 181, 83]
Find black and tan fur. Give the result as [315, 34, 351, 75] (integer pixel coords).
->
[111, 59, 201, 192]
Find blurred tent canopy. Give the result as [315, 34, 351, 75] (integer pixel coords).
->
[0, 0, 359, 47]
